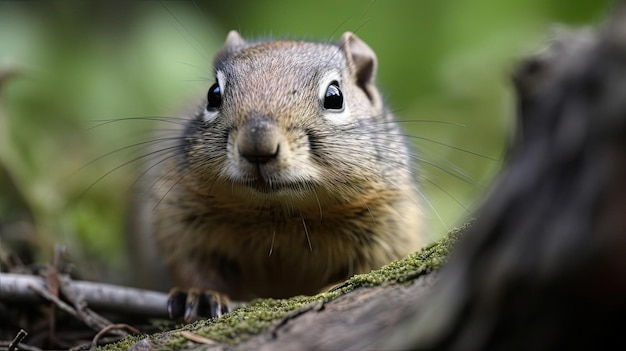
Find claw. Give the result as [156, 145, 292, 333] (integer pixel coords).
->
[203, 292, 230, 318]
[184, 290, 200, 323]
[166, 288, 231, 322]
[167, 288, 186, 319]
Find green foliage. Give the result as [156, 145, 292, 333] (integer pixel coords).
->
[0, 1, 611, 282]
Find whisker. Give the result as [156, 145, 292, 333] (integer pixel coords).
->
[382, 118, 467, 128]
[68, 136, 181, 180]
[422, 176, 471, 213]
[309, 133, 477, 219]
[313, 140, 479, 187]
[132, 145, 184, 191]
[268, 228, 276, 256]
[414, 184, 448, 231]
[339, 127, 497, 161]
[312, 188, 323, 221]
[78, 143, 182, 200]
[85, 116, 188, 130]
[159, 0, 209, 61]
[300, 214, 313, 252]
[152, 163, 194, 211]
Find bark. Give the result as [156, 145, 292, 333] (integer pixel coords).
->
[235, 274, 438, 351]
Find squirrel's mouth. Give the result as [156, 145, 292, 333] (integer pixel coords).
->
[239, 166, 280, 193]
[246, 176, 284, 193]
[227, 159, 316, 195]
[233, 164, 290, 193]
[236, 174, 311, 195]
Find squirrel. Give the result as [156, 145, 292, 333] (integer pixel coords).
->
[132, 30, 423, 321]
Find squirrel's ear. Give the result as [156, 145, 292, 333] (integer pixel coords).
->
[224, 30, 246, 50]
[339, 32, 380, 106]
[215, 30, 246, 64]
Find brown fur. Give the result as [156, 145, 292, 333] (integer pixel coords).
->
[138, 31, 423, 301]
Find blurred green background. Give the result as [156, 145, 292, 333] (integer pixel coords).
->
[0, 0, 612, 285]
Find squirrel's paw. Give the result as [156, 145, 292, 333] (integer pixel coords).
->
[167, 288, 231, 322]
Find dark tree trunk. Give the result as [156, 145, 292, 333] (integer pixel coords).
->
[378, 4, 626, 350]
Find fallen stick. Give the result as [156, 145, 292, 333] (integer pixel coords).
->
[0, 272, 169, 318]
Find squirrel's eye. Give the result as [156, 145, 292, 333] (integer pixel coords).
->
[323, 81, 343, 110]
[207, 82, 222, 110]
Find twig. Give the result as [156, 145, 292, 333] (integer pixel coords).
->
[0, 273, 169, 318]
[46, 246, 64, 344]
[0, 342, 42, 351]
[8, 329, 27, 351]
[22, 276, 148, 350]
[57, 274, 114, 332]
[27, 283, 79, 318]
[179, 331, 216, 345]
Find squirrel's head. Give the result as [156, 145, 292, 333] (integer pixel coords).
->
[179, 31, 409, 208]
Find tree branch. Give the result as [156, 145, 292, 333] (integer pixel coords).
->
[0, 273, 169, 319]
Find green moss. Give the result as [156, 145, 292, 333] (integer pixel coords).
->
[340, 222, 467, 289]
[99, 223, 467, 350]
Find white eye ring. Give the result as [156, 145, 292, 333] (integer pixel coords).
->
[203, 71, 226, 123]
[318, 71, 351, 125]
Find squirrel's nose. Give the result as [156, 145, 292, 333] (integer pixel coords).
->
[237, 116, 280, 164]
